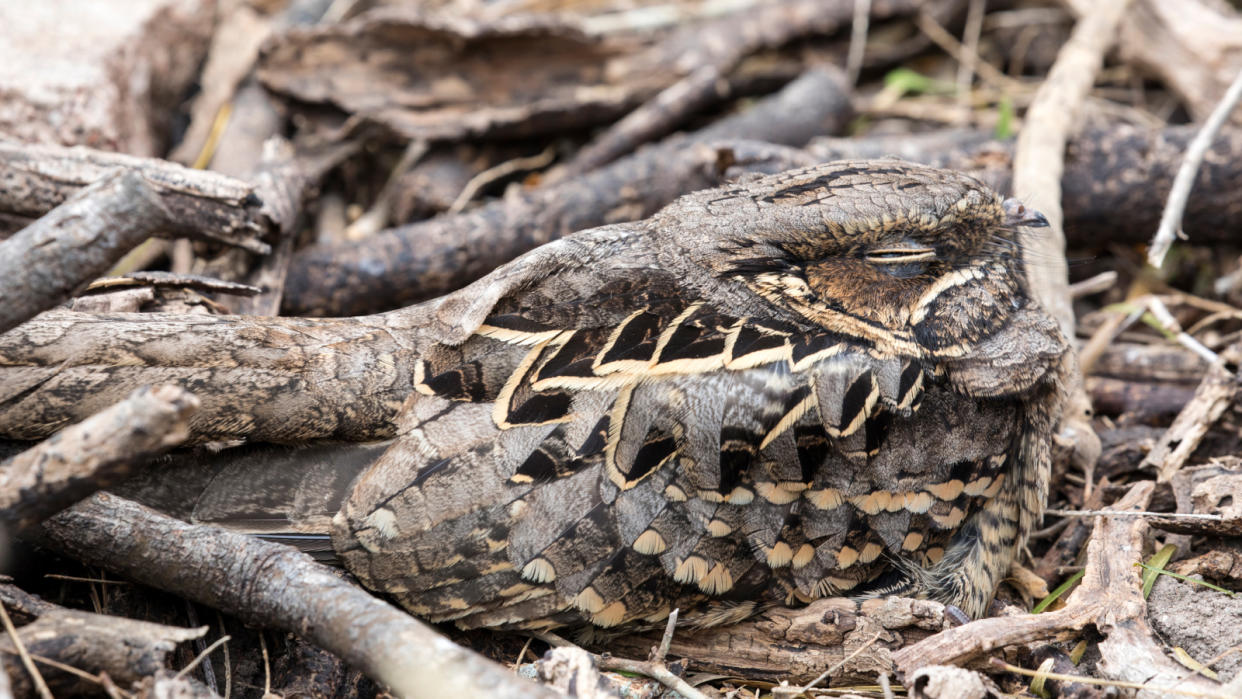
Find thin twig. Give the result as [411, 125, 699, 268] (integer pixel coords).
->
[1069, 270, 1118, 298]
[776, 631, 884, 698]
[878, 671, 896, 699]
[594, 607, 707, 699]
[448, 146, 556, 214]
[1172, 646, 1242, 691]
[513, 636, 534, 671]
[654, 608, 679, 663]
[991, 658, 1233, 699]
[596, 655, 710, 699]
[532, 630, 574, 648]
[260, 632, 274, 699]
[0, 650, 125, 697]
[1045, 509, 1222, 520]
[345, 139, 429, 240]
[216, 612, 232, 699]
[174, 635, 232, 682]
[1146, 296, 1220, 364]
[916, 11, 1024, 93]
[42, 575, 131, 585]
[955, 0, 987, 120]
[0, 602, 53, 699]
[1148, 65, 1242, 268]
[845, 0, 871, 85]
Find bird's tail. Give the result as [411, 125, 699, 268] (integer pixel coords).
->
[115, 440, 393, 563]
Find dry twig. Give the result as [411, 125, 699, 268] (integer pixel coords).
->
[894, 482, 1228, 696]
[0, 385, 198, 530]
[1141, 343, 1241, 482]
[0, 602, 52, 699]
[0, 141, 271, 254]
[595, 609, 709, 699]
[0, 170, 173, 335]
[35, 493, 558, 699]
[1148, 66, 1242, 268]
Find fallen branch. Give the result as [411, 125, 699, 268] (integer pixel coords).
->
[34, 492, 559, 699]
[282, 66, 852, 316]
[0, 385, 197, 530]
[0, 170, 173, 335]
[605, 596, 948, 684]
[1148, 66, 1242, 268]
[1086, 376, 1197, 420]
[0, 141, 272, 254]
[1142, 344, 1242, 482]
[0, 311, 417, 443]
[892, 481, 1228, 697]
[0, 584, 206, 697]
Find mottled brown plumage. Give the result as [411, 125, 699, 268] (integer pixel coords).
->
[332, 159, 1068, 629]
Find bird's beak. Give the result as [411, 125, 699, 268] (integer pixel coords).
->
[1002, 198, 1050, 228]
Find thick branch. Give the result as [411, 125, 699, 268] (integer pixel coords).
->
[0, 141, 271, 254]
[34, 493, 558, 699]
[0, 584, 206, 698]
[282, 67, 854, 316]
[0, 385, 197, 529]
[0, 170, 173, 335]
[0, 311, 419, 443]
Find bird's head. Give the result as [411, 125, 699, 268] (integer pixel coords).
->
[676, 160, 1047, 358]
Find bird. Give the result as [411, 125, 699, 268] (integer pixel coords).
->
[323, 158, 1069, 631]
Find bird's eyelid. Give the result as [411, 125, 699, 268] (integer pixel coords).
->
[865, 246, 936, 263]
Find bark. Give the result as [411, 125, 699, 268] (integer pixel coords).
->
[0, 141, 272, 254]
[34, 493, 559, 699]
[256, 9, 664, 142]
[0, 385, 197, 530]
[0, 311, 418, 443]
[0, 584, 206, 698]
[0, 170, 173, 335]
[283, 67, 854, 316]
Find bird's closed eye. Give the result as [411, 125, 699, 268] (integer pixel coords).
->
[864, 247, 936, 264]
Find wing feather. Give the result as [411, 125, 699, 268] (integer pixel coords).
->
[339, 280, 1035, 628]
